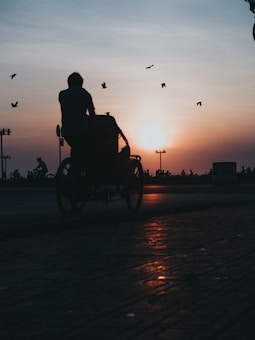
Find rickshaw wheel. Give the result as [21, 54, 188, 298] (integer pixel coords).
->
[126, 158, 143, 213]
[56, 157, 85, 216]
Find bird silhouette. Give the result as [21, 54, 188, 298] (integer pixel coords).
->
[161, 83, 166, 88]
[11, 101, 18, 107]
[101, 82, 107, 89]
[196, 101, 202, 106]
[10, 74, 17, 79]
[146, 64, 154, 69]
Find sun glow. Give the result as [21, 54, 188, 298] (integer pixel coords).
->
[140, 125, 165, 150]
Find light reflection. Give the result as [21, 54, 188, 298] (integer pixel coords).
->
[138, 219, 173, 307]
[146, 222, 168, 250]
[143, 193, 166, 204]
[157, 275, 166, 280]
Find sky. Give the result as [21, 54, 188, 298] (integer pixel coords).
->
[0, 0, 254, 177]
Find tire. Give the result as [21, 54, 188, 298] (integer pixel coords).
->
[56, 158, 85, 216]
[126, 159, 143, 213]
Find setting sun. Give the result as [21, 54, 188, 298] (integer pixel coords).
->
[140, 125, 165, 150]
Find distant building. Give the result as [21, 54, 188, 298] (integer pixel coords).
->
[212, 162, 237, 184]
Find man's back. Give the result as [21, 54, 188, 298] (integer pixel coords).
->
[59, 87, 95, 126]
[58, 72, 97, 147]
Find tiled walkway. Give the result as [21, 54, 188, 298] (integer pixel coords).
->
[1, 201, 255, 339]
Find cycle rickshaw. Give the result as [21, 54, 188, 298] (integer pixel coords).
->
[55, 114, 143, 216]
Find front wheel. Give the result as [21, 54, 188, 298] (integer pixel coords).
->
[126, 159, 143, 213]
[56, 158, 85, 216]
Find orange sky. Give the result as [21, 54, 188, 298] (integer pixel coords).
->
[0, 0, 255, 177]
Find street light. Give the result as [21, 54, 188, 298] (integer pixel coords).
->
[155, 150, 166, 171]
[0, 128, 11, 179]
[2, 155, 11, 179]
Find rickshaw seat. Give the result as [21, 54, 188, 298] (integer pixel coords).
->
[70, 115, 119, 162]
[89, 115, 119, 155]
[69, 115, 129, 183]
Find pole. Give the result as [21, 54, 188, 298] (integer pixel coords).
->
[0, 128, 11, 179]
[155, 150, 166, 171]
[2, 155, 11, 179]
[56, 125, 63, 165]
[59, 136, 61, 165]
[0, 134, 3, 179]
[4, 157, 6, 179]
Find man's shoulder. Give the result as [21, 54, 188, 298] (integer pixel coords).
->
[59, 87, 91, 97]
[58, 88, 68, 98]
[81, 88, 92, 97]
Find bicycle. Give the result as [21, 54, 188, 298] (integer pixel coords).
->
[55, 114, 143, 216]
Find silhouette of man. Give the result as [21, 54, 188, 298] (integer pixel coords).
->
[59, 72, 129, 154]
[34, 157, 48, 177]
[13, 169, 21, 179]
[58, 72, 96, 148]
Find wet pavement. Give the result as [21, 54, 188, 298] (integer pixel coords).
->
[1, 188, 255, 339]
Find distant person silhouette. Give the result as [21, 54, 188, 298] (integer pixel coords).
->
[34, 157, 48, 177]
[58, 72, 96, 148]
[13, 169, 21, 179]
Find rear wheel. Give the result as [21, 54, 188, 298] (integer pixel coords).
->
[56, 158, 85, 216]
[126, 159, 143, 213]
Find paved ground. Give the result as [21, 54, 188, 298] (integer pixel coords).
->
[1, 198, 255, 339]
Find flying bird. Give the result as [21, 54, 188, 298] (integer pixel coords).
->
[10, 73, 17, 79]
[161, 83, 166, 88]
[146, 64, 154, 69]
[11, 101, 18, 107]
[196, 101, 202, 106]
[101, 82, 107, 89]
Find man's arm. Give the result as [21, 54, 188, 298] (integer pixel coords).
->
[86, 92, 96, 116]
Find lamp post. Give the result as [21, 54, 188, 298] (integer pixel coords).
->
[155, 150, 166, 171]
[0, 128, 11, 179]
[2, 155, 11, 179]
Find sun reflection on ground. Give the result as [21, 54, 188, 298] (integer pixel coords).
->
[137, 220, 173, 297]
[143, 193, 166, 205]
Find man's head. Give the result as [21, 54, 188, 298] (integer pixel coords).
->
[67, 72, 83, 88]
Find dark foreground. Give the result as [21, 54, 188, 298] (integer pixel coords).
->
[0, 188, 255, 340]
[1, 190, 255, 339]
